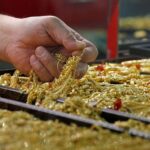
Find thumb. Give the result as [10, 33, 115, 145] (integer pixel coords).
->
[45, 16, 86, 52]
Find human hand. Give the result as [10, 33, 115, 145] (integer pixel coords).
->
[2, 16, 98, 81]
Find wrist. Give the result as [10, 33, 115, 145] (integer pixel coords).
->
[0, 15, 21, 62]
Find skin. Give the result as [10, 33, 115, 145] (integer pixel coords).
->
[0, 15, 98, 81]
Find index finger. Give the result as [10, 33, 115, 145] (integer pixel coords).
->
[70, 30, 98, 63]
[45, 16, 86, 52]
[72, 40, 98, 63]
[81, 40, 98, 63]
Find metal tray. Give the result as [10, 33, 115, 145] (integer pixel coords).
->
[119, 39, 150, 50]
[129, 44, 150, 57]
[0, 58, 150, 139]
[0, 96, 150, 139]
[101, 109, 150, 124]
[90, 56, 144, 64]
[0, 68, 15, 75]
[0, 97, 123, 133]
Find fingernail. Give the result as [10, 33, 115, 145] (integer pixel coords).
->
[30, 55, 36, 62]
[35, 47, 45, 57]
[76, 41, 86, 50]
[72, 51, 83, 57]
[30, 55, 37, 64]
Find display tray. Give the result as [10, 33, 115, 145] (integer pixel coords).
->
[90, 56, 147, 66]
[119, 40, 150, 51]
[0, 97, 124, 133]
[0, 68, 15, 75]
[129, 44, 150, 57]
[0, 82, 150, 124]
[101, 109, 150, 124]
[119, 28, 150, 51]
[0, 85, 27, 102]
[0, 97, 150, 139]
[0, 84, 150, 125]
[0, 57, 150, 139]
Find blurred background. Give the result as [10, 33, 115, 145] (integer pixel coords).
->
[119, 0, 150, 57]
[0, 0, 150, 69]
[120, 0, 150, 17]
[119, 0, 150, 44]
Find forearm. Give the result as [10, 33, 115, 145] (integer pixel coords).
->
[0, 15, 20, 61]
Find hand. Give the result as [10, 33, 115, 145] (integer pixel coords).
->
[2, 16, 98, 81]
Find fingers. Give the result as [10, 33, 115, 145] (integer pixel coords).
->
[30, 45, 89, 81]
[45, 16, 98, 63]
[30, 55, 53, 82]
[75, 62, 88, 79]
[31, 46, 89, 81]
[71, 30, 98, 63]
[35, 46, 62, 78]
[81, 42, 98, 62]
[72, 42, 98, 63]
[29, 16, 98, 81]
[45, 16, 86, 52]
